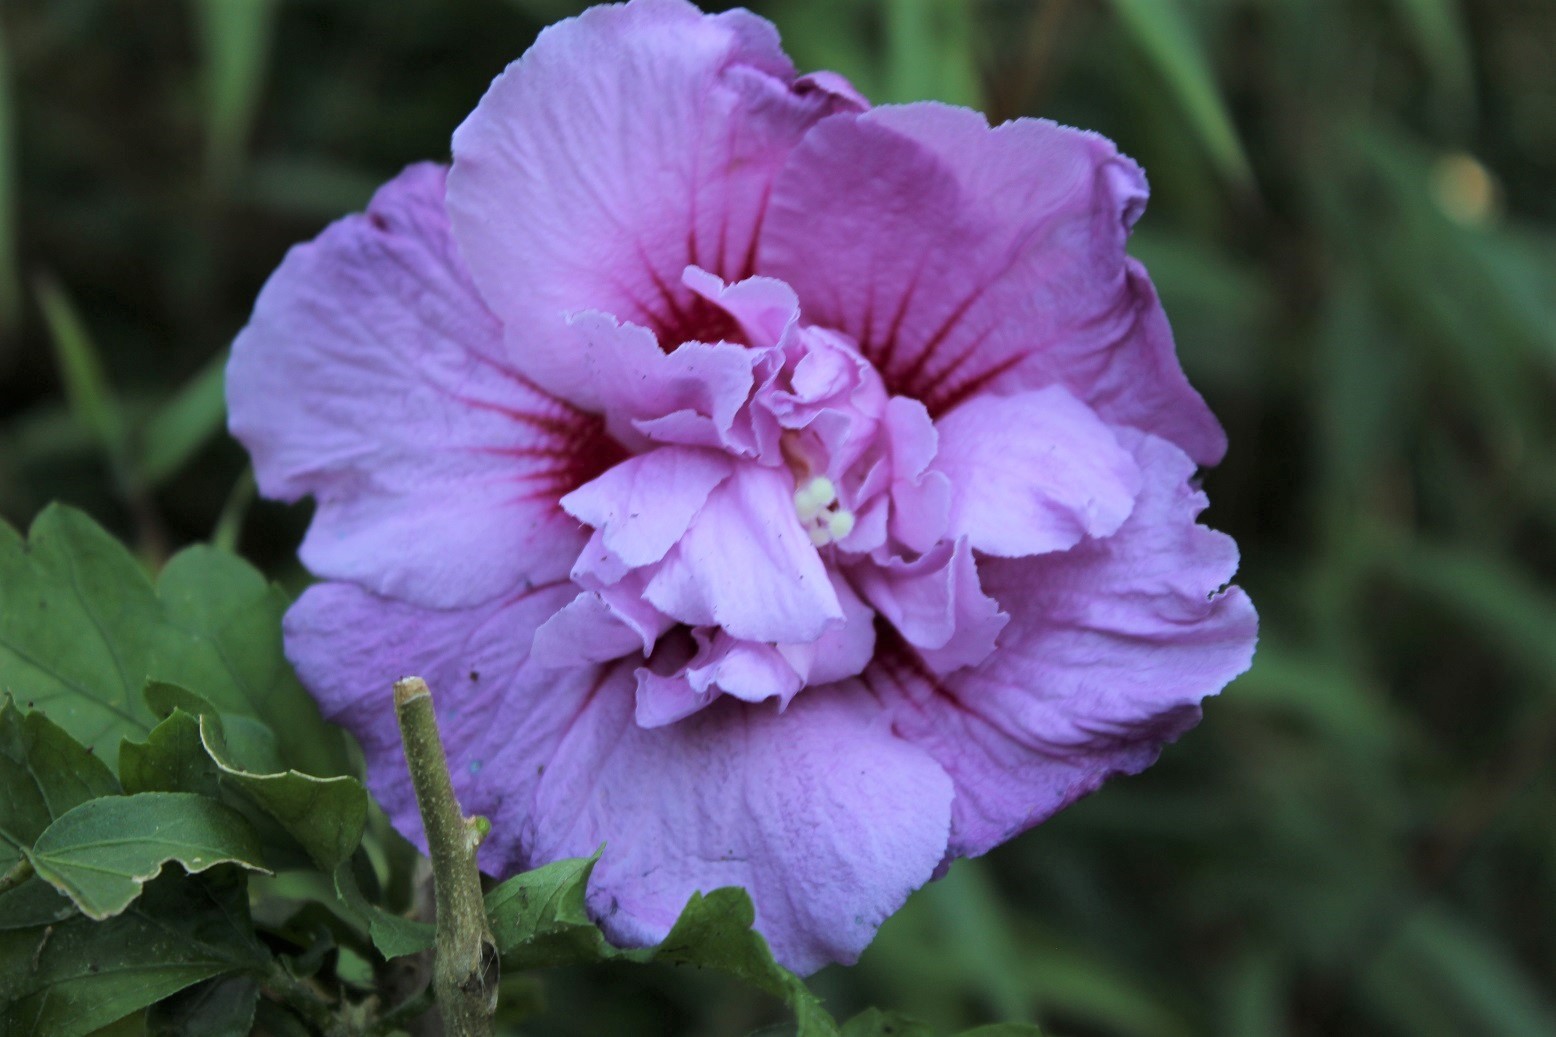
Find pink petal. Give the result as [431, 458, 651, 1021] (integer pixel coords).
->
[636, 570, 876, 728]
[683, 267, 800, 349]
[519, 311, 758, 454]
[862, 431, 1257, 858]
[776, 571, 877, 686]
[686, 633, 804, 706]
[283, 579, 597, 872]
[882, 396, 951, 554]
[633, 630, 807, 731]
[644, 465, 842, 642]
[759, 103, 1226, 465]
[634, 667, 719, 729]
[933, 386, 1143, 557]
[562, 447, 733, 569]
[853, 539, 1008, 674]
[447, 0, 864, 348]
[531, 590, 666, 667]
[531, 671, 953, 974]
[228, 164, 609, 608]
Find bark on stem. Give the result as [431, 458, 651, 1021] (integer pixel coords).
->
[394, 676, 498, 1037]
[0, 858, 35, 896]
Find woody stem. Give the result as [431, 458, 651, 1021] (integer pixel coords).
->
[394, 676, 499, 1037]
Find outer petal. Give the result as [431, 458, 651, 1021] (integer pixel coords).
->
[447, 0, 864, 346]
[228, 163, 607, 608]
[933, 386, 1142, 557]
[531, 671, 954, 974]
[283, 579, 597, 872]
[862, 432, 1257, 858]
[760, 103, 1226, 464]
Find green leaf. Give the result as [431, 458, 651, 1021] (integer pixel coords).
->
[1344, 132, 1552, 434]
[486, 854, 838, 1036]
[251, 1000, 312, 1037]
[242, 155, 380, 219]
[210, 469, 256, 554]
[0, 505, 349, 775]
[1104, 0, 1252, 189]
[840, 1010, 1045, 1037]
[120, 688, 425, 959]
[154, 545, 348, 776]
[145, 975, 259, 1037]
[1396, 907, 1556, 1036]
[201, 718, 365, 872]
[138, 353, 228, 487]
[332, 862, 435, 960]
[171, 699, 366, 872]
[841, 1008, 934, 1037]
[142, 682, 282, 774]
[85, 1013, 149, 1037]
[0, 868, 268, 1037]
[0, 877, 74, 931]
[483, 851, 612, 970]
[0, 696, 120, 874]
[119, 710, 220, 798]
[28, 792, 268, 920]
[642, 887, 834, 1035]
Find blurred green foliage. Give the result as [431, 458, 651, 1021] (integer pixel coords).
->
[1, 0, 1553, 1034]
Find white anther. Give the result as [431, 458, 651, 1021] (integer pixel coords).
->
[808, 525, 832, 548]
[793, 476, 837, 521]
[824, 509, 856, 543]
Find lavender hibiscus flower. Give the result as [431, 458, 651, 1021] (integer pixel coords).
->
[227, 0, 1257, 973]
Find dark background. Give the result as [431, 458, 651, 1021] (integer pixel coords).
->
[1, 1, 1553, 1034]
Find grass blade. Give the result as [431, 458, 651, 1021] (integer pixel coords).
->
[0, 15, 20, 330]
[1383, 0, 1473, 115]
[35, 276, 130, 481]
[883, 0, 982, 107]
[139, 350, 228, 486]
[191, 0, 277, 187]
[1104, 0, 1253, 189]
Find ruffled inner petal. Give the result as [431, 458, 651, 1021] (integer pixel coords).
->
[562, 447, 733, 569]
[932, 386, 1143, 558]
[643, 465, 842, 642]
[852, 538, 1008, 675]
[776, 571, 878, 686]
[881, 396, 951, 553]
[683, 266, 799, 348]
[531, 588, 672, 667]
